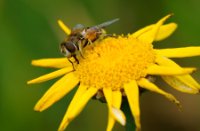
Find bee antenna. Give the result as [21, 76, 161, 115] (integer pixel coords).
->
[97, 18, 119, 28]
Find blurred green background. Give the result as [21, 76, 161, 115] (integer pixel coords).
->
[0, 0, 200, 131]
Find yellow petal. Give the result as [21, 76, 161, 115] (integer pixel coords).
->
[146, 64, 196, 75]
[112, 91, 122, 109]
[27, 67, 73, 84]
[132, 23, 177, 42]
[103, 88, 113, 107]
[162, 76, 199, 94]
[58, 19, 71, 35]
[103, 88, 126, 126]
[58, 84, 87, 131]
[154, 23, 177, 41]
[31, 58, 71, 68]
[67, 87, 98, 120]
[155, 55, 176, 65]
[171, 75, 200, 90]
[155, 47, 200, 58]
[111, 107, 126, 126]
[131, 24, 152, 38]
[156, 55, 200, 92]
[137, 14, 172, 44]
[138, 78, 181, 108]
[124, 80, 141, 131]
[106, 91, 122, 131]
[107, 113, 114, 131]
[34, 72, 79, 112]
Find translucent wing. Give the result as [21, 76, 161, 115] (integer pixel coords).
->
[96, 18, 119, 28]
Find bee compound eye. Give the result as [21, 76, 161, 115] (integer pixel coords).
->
[60, 42, 72, 57]
[65, 42, 77, 53]
[60, 41, 78, 57]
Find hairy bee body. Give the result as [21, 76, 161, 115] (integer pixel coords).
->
[60, 18, 119, 67]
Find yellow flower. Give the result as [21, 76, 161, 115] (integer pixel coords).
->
[28, 14, 200, 131]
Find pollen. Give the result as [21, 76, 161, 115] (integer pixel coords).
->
[75, 36, 156, 90]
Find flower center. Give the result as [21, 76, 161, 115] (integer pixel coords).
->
[75, 36, 155, 90]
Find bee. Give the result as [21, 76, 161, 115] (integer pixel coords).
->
[60, 18, 119, 67]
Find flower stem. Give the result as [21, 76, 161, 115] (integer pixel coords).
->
[121, 98, 136, 131]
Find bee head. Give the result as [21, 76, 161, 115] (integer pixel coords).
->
[60, 41, 77, 58]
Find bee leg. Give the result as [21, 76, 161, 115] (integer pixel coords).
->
[78, 41, 85, 58]
[68, 58, 75, 70]
[97, 33, 114, 41]
[88, 39, 93, 45]
[104, 34, 116, 38]
[73, 55, 79, 64]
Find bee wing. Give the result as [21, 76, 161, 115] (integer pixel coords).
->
[96, 18, 119, 28]
[72, 24, 85, 31]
